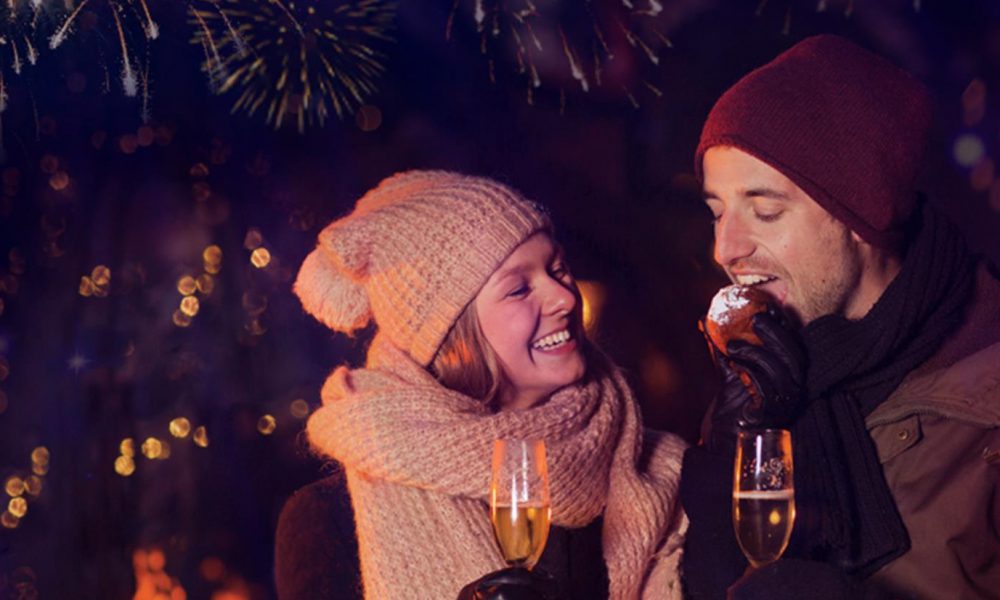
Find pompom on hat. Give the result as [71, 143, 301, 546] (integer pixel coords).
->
[294, 170, 551, 366]
[695, 35, 933, 249]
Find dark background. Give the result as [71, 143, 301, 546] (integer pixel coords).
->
[0, 1, 998, 598]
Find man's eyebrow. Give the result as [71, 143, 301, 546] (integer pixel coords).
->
[742, 187, 790, 200]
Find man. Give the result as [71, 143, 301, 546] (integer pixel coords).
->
[680, 35, 1000, 599]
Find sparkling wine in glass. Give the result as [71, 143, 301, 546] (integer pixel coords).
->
[733, 428, 796, 568]
[490, 438, 551, 569]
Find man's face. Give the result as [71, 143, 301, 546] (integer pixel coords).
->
[702, 146, 866, 325]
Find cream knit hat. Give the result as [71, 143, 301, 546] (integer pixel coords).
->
[294, 170, 551, 366]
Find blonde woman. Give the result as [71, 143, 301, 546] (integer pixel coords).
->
[278, 170, 687, 599]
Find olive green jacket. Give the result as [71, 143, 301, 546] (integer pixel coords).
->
[867, 264, 1000, 599]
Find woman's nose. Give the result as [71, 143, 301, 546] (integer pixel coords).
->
[542, 277, 576, 316]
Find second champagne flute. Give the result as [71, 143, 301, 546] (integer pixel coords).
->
[490, 438, 551, 570]
[733, 428, 796, 569]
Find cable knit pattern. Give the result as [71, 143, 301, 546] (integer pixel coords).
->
[307, 335, 688, 599]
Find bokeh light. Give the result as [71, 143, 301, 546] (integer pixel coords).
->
[243, 228, 263, 250]
[169, 417, 192, 438]
[141, 437, 164, 459]
[289, 399, 310, 419]
[180, 296, 200, 317]
[250, 247, 271, 269]
[31, 446, 50, 467]
[576, 280, 606, 333]
[115, 456, 136, 477]
[193, 426, 209, 448]
[954, 134, 985, 167]
[5, 476, 24, 497]
[196, 274, 215, 294]
[24, 476, 42, 497]
[177, 276, 197, 296]
[257, 414, 276, 435]
[173, 310, 193, 328]
[1, 511, 18, 529]
[121, 438, 136, 457]
[8, 496, 28, 518]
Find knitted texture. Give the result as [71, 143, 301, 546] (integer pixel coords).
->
[294, 170, 551, 366]
[307, 334, 688, 599]
[695, 34, 933, 248]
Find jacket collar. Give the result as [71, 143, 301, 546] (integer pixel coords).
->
[868, 340, 1000, 428]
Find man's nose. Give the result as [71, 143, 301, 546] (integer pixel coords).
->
[713, 212, 755, 267]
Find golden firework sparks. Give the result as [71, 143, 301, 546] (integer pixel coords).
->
[50, 0, 160, 97]
[190, 0, 397, 132]
[448, 0, 670, 107]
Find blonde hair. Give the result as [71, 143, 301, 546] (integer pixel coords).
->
[430, 301, 506, 406]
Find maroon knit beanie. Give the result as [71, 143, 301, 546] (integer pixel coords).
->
[695, 35, 933, 248]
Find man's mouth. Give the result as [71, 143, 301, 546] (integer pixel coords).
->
[733, 273, 778, 286]
[531, 328, 572, 351]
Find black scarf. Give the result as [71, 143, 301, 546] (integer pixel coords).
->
[788, 200, 975, 576]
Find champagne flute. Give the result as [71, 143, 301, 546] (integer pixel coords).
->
[733, 428, 796, 568]
[490, 438, 551, 570]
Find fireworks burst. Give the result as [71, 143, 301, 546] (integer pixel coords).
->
[190, 0, 397, 133]
[0, 0, 51, 78]
[49, 0, 160, 98]
[447, 0, 672, 108]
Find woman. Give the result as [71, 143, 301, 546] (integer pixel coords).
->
[281, 170, 687, 599]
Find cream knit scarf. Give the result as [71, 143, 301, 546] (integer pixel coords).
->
[307, 335, 687, 600]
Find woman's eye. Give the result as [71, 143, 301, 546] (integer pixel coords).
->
[551, 263, 570, 278]
[507, 285, 529, 298]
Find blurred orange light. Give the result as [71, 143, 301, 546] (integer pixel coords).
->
[180, 296, 200, 317]
[250, 247, 271, 269]
[243, 228, 263, 250]
[169, 418, 191, 438]
[49, 171, 70, 191]
[79, 276, 96, 297]
[576, 280, 606, 334]
[121, 438, 136, 457]
[177, 276, 197, 296]
[24, 476, 42, 496]
[141, 437, 163, 459]
[115, 455, 136, 476]
[196, 274, 215, 295]
[31, 446, 50, 466]
[5, 476, 24, 497]
[148, 549, 166, 572]
[8, 496, 27, 518]
[289, 399, 310, 419]
[257, 414, 277, 435]
[1, 510, 18, 528]
[193, 426, 209, 448]
[173, 310, 192, 328]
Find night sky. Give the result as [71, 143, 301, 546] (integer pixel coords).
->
[0, 1, 998, 598]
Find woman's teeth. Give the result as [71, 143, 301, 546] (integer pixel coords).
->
[532, 329, 571, 350]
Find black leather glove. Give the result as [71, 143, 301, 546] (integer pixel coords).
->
[699, 306, 805, 453]
[727, 558, 892, 600]
[456, 567, 561, 600]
